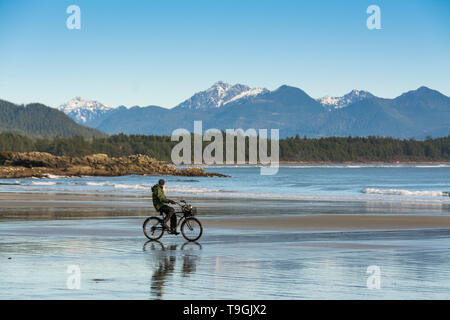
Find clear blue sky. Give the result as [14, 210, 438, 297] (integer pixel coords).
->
[0, 0, 449, 108]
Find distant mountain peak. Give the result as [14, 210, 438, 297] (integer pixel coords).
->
[317, 89, 375, 109]
[174, 81, 269, 109]
[58, 97, 116, 125]
[59, 97, 115, 112]
[274, 85, 307, 94]
[404, 86, 441, 96]
[394, 86, 450, 109]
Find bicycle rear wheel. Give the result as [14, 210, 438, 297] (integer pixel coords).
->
[181, 217, 203, 242]
[143, 217, 165, 240]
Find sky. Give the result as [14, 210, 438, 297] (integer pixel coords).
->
[0, 0, 449, 109]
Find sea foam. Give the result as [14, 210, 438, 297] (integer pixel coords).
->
[31, 181, 57, 186]
[363, 188, 447, 197]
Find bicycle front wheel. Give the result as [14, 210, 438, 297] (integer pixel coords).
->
[181, 217, 203, 242]
[143, 217, 165, 241]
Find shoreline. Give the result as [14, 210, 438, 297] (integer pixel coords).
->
[0, 192, 449, 231]
[203, 215, 450, 231]
[0, 159, 448, 180]
[278, 160, 450, 165]
[183, 161, 450, 166]
[0, 190, 449, 204]
[173, 161, 450, 168]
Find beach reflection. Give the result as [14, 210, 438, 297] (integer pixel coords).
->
[143, 241, 201, 299]
[3, 217, 450, 299]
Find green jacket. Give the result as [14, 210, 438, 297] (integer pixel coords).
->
[152, 184, 169, 211]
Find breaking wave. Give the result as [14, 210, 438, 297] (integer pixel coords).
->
[113, 183, 147, 190]
[363, 188, 449, 197]
[31, 181, 58, 186]
[166, 185, 224, 194]
[86, 182, 148, 190]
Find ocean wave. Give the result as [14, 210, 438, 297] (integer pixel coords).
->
[166, 185, 223, 194]
[168, 189, 450, 203]
[415, 164, 450, 168]
[362, 188, 449, 197]
[43, 174, 66, 179]
[165, 185, 450, 202]
[85, 181, 149, 190]
[173, 179, 200, 183]
[31, 181, 58, 186]
[0, 182, 21, 185]
[113, 183, 148, 190]
[86, 182, 110, 186]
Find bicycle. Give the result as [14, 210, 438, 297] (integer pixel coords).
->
[143, 200, 203, 242]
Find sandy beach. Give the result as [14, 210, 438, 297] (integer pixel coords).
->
[2, 191, 450, 299]
[204, 215, 450, 231]
[1, 192, 450, 230]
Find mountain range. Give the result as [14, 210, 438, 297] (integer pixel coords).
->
[1, 82, 448, 139]
[56, 82, 450, 139]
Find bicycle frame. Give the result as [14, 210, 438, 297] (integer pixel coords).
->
[143, 200, 202, 241]
[173, 212, 188, 229]
[161, 203, 194, 230]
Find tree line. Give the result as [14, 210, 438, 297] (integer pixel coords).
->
[0, 132, 448, 162]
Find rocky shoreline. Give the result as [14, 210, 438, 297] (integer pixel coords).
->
[0, 152, 228, 179]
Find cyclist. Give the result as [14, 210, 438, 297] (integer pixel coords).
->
[151, 179, 179, 235]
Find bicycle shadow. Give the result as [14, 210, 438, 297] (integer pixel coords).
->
[143, 240, 202, 299]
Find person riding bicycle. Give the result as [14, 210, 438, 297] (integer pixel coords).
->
[151, 179, 179, 235]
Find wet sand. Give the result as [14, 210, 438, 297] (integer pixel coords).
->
[1, 192, 449, 224]
[2, 192, 450, 299]
[204, 215, 450, 231]
[2, 217, 450, 299]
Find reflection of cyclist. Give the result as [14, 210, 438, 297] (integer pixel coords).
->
[144, 242, 200, 299]
[152, 179, 179, 235]
[150, 244, 177, 298]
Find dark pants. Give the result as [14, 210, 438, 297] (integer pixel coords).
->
[160, 205, 176, 229]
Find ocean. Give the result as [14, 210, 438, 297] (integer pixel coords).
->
[1, 164, 449, 204]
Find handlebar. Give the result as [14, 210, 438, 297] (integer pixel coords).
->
[173, 200, 186, 206]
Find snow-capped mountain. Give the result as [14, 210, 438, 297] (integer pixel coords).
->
[174, 81, 269, 110]
[53, 85, 450, 139]
[317, 89, 375, 109]
[58, 97, 117, 127]
[224, 87, 269, 105]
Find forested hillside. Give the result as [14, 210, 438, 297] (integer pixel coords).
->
[0, 132, 448, 163]
[0, 100, 106, 138]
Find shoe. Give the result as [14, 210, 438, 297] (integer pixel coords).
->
[170, 229, 180, 235]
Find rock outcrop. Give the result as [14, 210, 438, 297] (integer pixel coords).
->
[0, 152, 227, 178]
